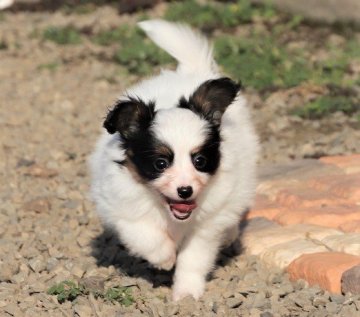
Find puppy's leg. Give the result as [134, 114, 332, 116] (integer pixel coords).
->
[172, 233, 221, 300]
[116, 220, 176, 271]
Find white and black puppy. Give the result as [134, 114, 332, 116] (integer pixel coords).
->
[90, 19, 259, 301]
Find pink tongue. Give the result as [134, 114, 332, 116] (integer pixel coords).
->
[170, 203, 197, 213]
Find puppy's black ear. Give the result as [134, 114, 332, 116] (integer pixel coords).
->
[179, 77, 241, 125]
[103, 97, 155, 139]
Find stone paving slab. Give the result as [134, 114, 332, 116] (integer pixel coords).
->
[245, 154, 360, 294]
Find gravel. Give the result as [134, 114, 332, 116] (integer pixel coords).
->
[0, 3, 360, 317]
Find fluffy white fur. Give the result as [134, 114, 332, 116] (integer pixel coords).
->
[89, 19, 259, 300]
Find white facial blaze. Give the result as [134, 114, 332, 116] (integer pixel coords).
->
[150, 108, 211, 200]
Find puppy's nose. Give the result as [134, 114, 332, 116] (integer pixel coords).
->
[177, 186, 193, 199]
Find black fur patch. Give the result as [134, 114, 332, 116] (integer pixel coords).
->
[103, 97, 155, 140]
[178, 77, 241, 126]
[125, 133, 174, 181]
[103, 97, 174, 180]
[192, 126, 221, 175]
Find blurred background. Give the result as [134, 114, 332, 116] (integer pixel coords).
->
[0, 0, 359, 164]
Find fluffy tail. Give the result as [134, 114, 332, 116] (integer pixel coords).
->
[138, 19, 217, 74]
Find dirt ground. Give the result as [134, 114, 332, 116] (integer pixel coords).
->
[0, 3, 359, 317]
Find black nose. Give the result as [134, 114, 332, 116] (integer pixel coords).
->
[177, 186, 193, 199]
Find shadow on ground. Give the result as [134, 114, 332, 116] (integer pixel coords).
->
[91, 210, 249, 287]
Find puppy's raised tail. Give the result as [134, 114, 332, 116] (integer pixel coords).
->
[138, 19, 217, 75]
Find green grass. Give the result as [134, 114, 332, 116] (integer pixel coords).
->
[214, 32, 360, 91]
[92, 26, 130, 46]
[165, 0, 275, 31]
[292, 95, 359, 119]
[77, 0, 359, 120]
[48, 280, 84, 303]
[47, 280, 135, 306]
[110, 26, 173, 75]
[214, 34, 311, 90]
[80, 0, 359, 92]
[104, 286, 134, 307]
[43, 26, 82, 45]
[312, 39, 360, 87]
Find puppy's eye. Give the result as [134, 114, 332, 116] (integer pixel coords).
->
[154, 158, 169, 172]
[192, 153, 207, 170]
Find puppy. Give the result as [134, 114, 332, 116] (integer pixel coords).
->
[89, 19, 259, 301]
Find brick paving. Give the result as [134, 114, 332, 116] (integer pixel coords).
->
[245, 155, 360, 294]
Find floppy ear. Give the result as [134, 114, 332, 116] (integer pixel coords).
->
[103, 97, 155, 139]
[179, 77, 241, 125]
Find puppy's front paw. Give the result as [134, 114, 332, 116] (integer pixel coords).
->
[172, 274, 205, 301]
[154, 251, 176, 271]
[148, 239, 176, 271]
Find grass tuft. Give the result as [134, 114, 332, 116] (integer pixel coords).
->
[43, 26, 82, 45]
[165, 0, 275, 31]
[214, 35, 310, 90]
[47, 280, 135, 306]
[291, 95, 359, 119]
[47, 280, 84, 303]
[104, 286, 135, 307]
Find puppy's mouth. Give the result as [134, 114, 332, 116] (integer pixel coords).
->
[165, 198, 197, 221]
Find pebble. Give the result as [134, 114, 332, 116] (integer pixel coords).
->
[23, 198, 50, 213]
[225, 297, 243, 308]
[0, 262, 20, 282]
[46, 258, 59, 272]
[4, 303, 23, 317]
[73, 304, 93, 317]
[326, 302, 340, 314]
[28, 257, 46, 273]
[80, 276, 105, 293]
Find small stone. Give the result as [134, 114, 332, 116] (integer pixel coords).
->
[23, 164, 58, 178]
[225, 297, 243, 309]
[71, 265, 85, 278]
[16, 159, 35, 168]
[23, 198, 50, 213]
[313, 296, 328, 307]
[73, 304, 92, 317]
[62, 200, 80, 209]
[80, 276, 105, 293]
[330, 294, 345, 304]
[260, 313, 273, 317]
[0, 261, 19, 282]
[341, 265, 360, 294]
[29, 281, 45, 294]
[78, 215, 89, 225]
[4, 302, 24, 316]
[252, 292, 267, 309]
[46, 257, 59, 271]
[293, 292, 312, 308]
[28, 256, 46, 273]
[325, 302, 339, 314]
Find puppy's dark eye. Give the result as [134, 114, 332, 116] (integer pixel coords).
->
[192, 153, 207, 170]
[154, 158, 169, 172]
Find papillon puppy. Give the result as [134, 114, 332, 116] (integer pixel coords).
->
[90, 19, 259, 300]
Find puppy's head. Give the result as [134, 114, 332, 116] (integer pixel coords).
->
[104, 77, 240, 221]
